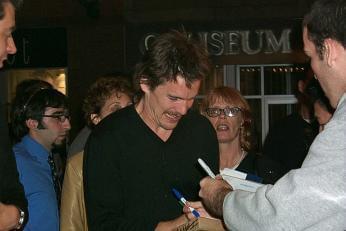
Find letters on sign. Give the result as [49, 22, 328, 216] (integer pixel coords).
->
[140, 29, 292, 56]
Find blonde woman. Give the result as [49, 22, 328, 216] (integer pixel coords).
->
[60, 76, 133, 231]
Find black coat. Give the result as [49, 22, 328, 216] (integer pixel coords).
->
[0, 109, 28, 226]
[262, 113, 318, 177]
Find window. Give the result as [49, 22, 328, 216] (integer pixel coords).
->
[227, 64, 307, 153]
[195, 63, 308, 153]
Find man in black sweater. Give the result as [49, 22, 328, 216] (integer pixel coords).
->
[0, 0, 27, 230]
[84, 30, 219, 230]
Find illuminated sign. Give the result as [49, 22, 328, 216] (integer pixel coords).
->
[140, 29, 292, 56]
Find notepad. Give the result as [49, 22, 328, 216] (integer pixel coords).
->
[220, 168, 263, 193]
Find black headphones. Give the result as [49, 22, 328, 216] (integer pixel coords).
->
[20, 88, 48, 129]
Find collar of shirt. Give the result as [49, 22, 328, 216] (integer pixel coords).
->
[337, 93, 346, 107]
[21, 135, 51, 163]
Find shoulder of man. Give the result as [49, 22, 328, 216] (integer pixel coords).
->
[94, 105, 133, 131]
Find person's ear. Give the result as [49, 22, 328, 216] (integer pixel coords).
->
[324, 38, 337, 67]
[90, 114, 101, 125]
[200, 108, 206, 116]
[139, 77, 150, 93]
[26, 119, 39, 130]
[298, 80, 305, 93]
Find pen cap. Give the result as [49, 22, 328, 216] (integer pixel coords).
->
[172, 188, 183, 200]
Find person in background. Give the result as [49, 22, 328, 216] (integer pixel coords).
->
[67, 75, 133, 158]
[0, 1, 27, 230]
[262, 70, 319, 177]
[200, 86, 255, 171]
[10, 79, 67, 193]
[313, 95, 334, 132]
[11, 88, 71, 231]
[306, 78, 335, 132]
[83, 30, 219, 230]
[200, 86, 281, 184]
[185, 87, 284, 221]
[60, 76, 134, 231]
[196, 0, 346, 229]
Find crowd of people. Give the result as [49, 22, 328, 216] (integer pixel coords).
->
[0, 0, 345, 230]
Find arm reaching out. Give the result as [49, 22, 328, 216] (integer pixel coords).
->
[198, 176, 233, 218]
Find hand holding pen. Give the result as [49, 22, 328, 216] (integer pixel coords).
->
[197, 158, 232, 218]
[172, 188, 200, 218]
[183, 201, 214, 219]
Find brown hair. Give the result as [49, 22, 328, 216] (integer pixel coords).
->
[303, 0, 346, 59]
[133, 30, 210, 97]
[83, 75, 134, 127]
[0, 0, 22, 19]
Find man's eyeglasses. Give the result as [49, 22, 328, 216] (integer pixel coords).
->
[205, 107, 242, 118]
[41, 113, 70, 123]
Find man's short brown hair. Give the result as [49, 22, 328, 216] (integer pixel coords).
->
[0, 0, 22, 19]
[133, 30, 211, 95]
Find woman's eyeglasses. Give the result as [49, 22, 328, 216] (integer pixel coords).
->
[205, 107, 242, 118]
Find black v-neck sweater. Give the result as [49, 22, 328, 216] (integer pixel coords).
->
[84, 105, 219, 230]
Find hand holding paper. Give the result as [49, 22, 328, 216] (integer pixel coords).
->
[198, 158, 263, 192]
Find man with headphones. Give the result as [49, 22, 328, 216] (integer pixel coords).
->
[11, 88, 71, 231]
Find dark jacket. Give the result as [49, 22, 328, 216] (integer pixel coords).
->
[262, 113, 318, 177]
[0, 148, 28, 227]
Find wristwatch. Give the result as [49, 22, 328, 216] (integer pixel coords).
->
[15, 207, 25, 230]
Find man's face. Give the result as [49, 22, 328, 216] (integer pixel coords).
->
[32, 107, 71, 150]
[0, 2, 16, 68]
[303, 27, 334, 106]
[140, 75, 201, 131]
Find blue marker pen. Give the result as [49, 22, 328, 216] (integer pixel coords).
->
[172, 188, 200, 218]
